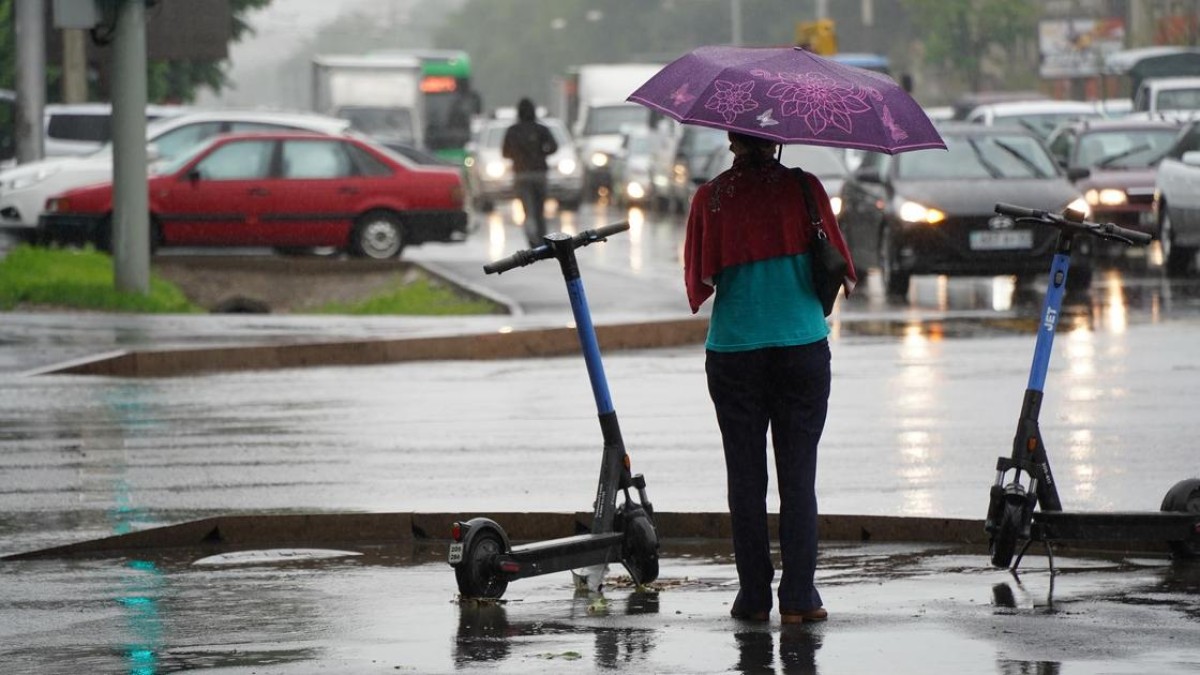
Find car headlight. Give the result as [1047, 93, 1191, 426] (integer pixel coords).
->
[557, 158, 577, 175]
[45, 197, 67, 213]
[1065, 197, 1091, 218]
[898, 199, 945, 224]
[5, 165, 61, 191]
[626, 181, 647, 200]
[590, 152, 609, 168]
[830, 196, 843, 216]
[484, 160, 508, 179]
[1084, 188, 1127, 206]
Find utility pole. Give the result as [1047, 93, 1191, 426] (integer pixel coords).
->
[111, 0, 150, 294]
[62, 29, 89, 103]
[15, 0, 46, 164]
[731, 0, 742, 46]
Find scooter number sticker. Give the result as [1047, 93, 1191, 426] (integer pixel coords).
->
[448, 542, 464, 564]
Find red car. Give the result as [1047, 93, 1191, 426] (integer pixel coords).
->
[39, 131, 468, 259]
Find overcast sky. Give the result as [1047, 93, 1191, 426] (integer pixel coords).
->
[195, 0, 379, 108]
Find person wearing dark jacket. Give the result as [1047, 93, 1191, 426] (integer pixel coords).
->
[503, 98, 558, 246]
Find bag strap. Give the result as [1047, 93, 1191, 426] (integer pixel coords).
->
[792, 168, 827, 239]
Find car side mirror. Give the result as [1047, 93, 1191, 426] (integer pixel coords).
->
[186, 168, 202, 183]
[1182, 150, 1200, 167]
[1066, 166, 1091, 180]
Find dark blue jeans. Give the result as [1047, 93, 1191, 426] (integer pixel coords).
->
[514, 172, 549, 246]
[706, 340, 830, 614]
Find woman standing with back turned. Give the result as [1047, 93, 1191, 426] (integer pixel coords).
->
[684, 131, 855, 624]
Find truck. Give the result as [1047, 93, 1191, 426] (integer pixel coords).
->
[311, 54, 425, 150]
[555, 63, 666, 198]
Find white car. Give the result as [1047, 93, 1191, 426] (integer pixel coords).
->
[1133, 76, 1200, 117]
[463, 116, 583, 212]
[965, 100, 1102, 139]
[0, 109, 352, 239]
[1153, 120, 1200, 276]
[43, 103, 186, 157]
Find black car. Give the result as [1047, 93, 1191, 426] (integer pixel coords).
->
[839, 124, 1091, 297]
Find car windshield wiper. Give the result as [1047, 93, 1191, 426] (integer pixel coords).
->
[1096, 143, 1152, 168]
[991, 139, 1049, 178]
[965, 138, 1003, 178]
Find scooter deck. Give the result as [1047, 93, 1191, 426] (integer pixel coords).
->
[1033, 510, 1200, 542]
[502, 532, 626, 580]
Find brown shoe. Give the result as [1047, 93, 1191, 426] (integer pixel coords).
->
[780, 607, 828, 624]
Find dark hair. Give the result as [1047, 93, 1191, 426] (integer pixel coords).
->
[517, 98, 536, 122]
[728, 131, 776, 150]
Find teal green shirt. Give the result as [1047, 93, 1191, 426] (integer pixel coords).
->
[705, 254, 830, 352]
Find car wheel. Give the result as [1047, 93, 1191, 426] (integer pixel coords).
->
[94, 216, 113, 253]
[150, 216, 163, 255]
[351, 211, 405, 260]
[879, 225, 910, 299]
[1161, 208, 1194, 277]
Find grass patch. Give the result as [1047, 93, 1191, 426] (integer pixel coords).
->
[0, 245, 200, 313]
[310, 277, 501, 315]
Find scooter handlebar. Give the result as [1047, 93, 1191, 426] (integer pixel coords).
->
[482, 221, 630, 275]
[993, 203, 1153, 247]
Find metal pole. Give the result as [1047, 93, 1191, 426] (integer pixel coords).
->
[15, 0, 46, 163]
[112, 0, 149, 294]
[731, 0, 742, 46]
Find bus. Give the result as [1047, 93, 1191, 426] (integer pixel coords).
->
[375, 49, 481, 164]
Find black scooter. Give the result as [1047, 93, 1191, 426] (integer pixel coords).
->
[448, 222, 660, 598]
[985, 203, 1200, 572]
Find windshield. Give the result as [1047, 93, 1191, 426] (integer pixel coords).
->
[1155, 88, 1200, 112]
[897, 133, 1058, 179]
[583, 105, 650, 136]
[1073, 128, 1180, 168]
[779, 145, 849, 178]
[154, 138, 215, 175]
[338, 106, 415, 144]
[996, 112, 1097, 139]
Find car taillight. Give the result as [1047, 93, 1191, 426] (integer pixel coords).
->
[451, 522, 464, 542]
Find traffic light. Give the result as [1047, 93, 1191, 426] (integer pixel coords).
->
[795, 19, 837, 56]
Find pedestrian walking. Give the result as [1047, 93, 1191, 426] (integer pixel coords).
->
[684, 131, 855, 624]
[502, 98, 558, 247]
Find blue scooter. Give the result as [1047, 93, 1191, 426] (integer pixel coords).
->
[985, 203, 1200, 572]
[448, 222, 659, 598]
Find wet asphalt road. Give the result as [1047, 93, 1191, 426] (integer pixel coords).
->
[2, 204, 1200, 673]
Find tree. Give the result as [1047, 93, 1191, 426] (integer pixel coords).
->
[901, 0, 1039, 92]
[0, 0, 274, 102]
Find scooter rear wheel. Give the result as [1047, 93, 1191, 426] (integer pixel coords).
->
[1161, 478, 1200, 560]
[990, 500, 1025, 569]
[455, 530, 509, 599]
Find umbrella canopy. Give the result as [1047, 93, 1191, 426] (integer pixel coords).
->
[628, 45, 946, 155]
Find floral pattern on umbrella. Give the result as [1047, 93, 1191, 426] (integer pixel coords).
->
[758, 71, 881, 137]
[704, 80, 759, 123]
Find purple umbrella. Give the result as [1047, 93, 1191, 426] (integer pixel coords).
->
[627, 45, 946, 154]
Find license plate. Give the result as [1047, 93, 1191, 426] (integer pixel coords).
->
[969, 230, 1033, 250]
[448, 542, 464, 564]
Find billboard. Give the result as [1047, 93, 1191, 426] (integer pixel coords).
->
[1038, 17, 1126, 79]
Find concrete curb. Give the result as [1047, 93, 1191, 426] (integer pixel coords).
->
[2, 512, 988, 560]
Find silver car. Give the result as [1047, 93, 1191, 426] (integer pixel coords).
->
[464, 117, 584, 212]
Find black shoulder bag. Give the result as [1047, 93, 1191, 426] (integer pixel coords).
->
[794, 169, 849, 317]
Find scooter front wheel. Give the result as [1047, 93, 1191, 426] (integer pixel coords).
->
[622, 513, 660, 586]
[990, 500, 1026, 569]
[1161, 478, 1200, 560]
[455, 530, 509, 599]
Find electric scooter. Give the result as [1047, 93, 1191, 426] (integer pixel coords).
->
[448, 222, 660, 599]
[985, 203, 1200, 573]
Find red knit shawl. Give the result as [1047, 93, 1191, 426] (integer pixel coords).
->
[683, 155, 857, 313]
